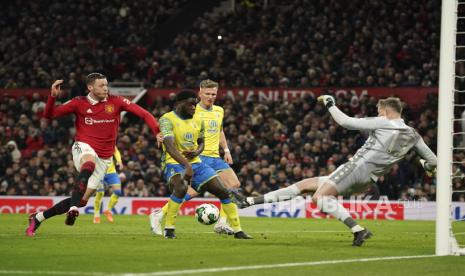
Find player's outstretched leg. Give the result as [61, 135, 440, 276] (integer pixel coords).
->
[25, 198, 88, 236]
[233, 178, 321, 208]
[203, 178, 252, 239]
[313, 183, 372, 246]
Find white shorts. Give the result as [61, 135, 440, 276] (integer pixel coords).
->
[72, 141, 112, 190]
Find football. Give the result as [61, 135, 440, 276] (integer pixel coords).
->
[195, 203, 219, 225]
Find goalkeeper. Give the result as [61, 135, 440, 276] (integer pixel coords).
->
[234, 96, 437, 246]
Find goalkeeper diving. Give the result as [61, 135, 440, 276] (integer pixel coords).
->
[234, 95, 437, 246]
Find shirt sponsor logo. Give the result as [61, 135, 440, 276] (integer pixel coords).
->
[183, 132, 194, 141]
[84, 117, 116, 125]
[209, 120, 218, 128]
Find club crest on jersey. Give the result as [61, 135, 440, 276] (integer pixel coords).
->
[184, 132, 194, 141]
[105, 104, 115, 114]
[209, 120, 218, 128]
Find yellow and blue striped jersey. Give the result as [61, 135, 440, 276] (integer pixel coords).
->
[106, 147, 122, 174]
[194, 104, 223, 158]
[159, 111, 204, 166]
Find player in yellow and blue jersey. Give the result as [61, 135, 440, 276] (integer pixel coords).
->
[149, 90, 251, 239]
[93, 147, 123, 224]
[153, 79, 242, 235]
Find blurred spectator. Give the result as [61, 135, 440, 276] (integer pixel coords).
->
[6, 140, 21, 163]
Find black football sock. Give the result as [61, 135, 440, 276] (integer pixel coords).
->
[43, 198, 72, 219]
[70, 162, 95, 207]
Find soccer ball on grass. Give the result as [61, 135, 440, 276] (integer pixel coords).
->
[195, 203, 219, 225]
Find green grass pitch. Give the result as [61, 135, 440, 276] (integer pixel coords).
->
[1, 214, 464, 276]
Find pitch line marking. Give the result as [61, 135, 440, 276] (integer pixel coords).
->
[0, 254, 438, 275]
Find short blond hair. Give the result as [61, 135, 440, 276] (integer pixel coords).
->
[377, 97, 403, 114]
[200, 79, 219, 89]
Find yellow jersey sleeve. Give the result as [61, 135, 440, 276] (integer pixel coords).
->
[159, 116, 174, 138]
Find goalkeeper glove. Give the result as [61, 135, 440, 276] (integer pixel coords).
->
[317, 95, 335, 108]
[420, 159, 436, 177]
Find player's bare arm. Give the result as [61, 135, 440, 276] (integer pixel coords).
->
[220, 130, 233, 164]
[156, 133, 164, 148]
[51, 80, 64, 97]
[44, 79, 77, 119]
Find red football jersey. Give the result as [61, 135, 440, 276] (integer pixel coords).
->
[44, 94, 159, 158]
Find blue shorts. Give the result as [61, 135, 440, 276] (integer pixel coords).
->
[102, 173, 121, 186]
[164, 162, 217, 191]
[200, 156, 230, 172]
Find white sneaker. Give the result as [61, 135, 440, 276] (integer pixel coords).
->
[214, 222, 235, 235]
[149, 209, 164, 235]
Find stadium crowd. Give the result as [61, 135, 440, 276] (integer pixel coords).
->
[1, 0, 462, 202]
[1, 0, 440, 89]
[0, 90, 458, 202]
[0, 0, 187, 89]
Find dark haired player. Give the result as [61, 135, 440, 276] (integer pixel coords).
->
[154, 90, 251, 239]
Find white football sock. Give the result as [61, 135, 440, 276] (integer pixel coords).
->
[264, 184, 301, 203]
[317, 197, 349, 220]
[316, 197, 364, 232]
[35, 212, 45, 222]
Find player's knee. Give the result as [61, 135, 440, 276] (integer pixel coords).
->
[80, 160, 96, 173]
[229, 180, 241, 189]
[78, 199, 88, 207]
[172, 182, 188, 198]
[113, 189, 123, 197]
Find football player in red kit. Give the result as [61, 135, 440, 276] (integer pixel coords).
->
[26, 73, 160, 236]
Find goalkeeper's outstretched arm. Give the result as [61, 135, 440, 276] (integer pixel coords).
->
[318, 95, 388, 131]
